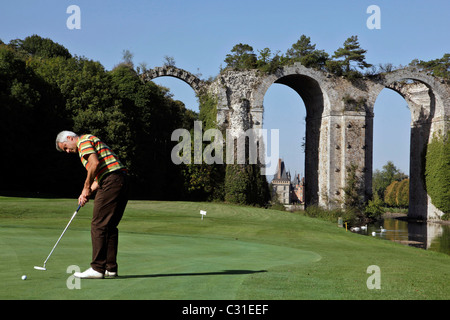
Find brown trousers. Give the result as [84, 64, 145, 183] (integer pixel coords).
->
[91, 171, 129, 273]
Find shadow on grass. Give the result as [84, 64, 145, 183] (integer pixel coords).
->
[116, 269, 267, 279]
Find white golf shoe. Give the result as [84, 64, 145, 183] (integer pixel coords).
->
[73, 267, 104, 279]
[104, 270, 118, 278]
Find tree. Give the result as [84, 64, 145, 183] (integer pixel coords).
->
[9, 34, 71, 59]
[396, 179, 409, 208]
[257, 48, 272, 65]
[286, 35, 316, 59]
[224, 43, 257, 70]
[410, 53, 450, 79]
[384, 179, 409, 208]
[365, 193, 384, 219]
[0, 41, 76, 196]
[300, 49, 329, 70]
[0, 35, 202, 200]
[163, 55, 176, 67]
[256, 49, 286, 74]
[329, 35, 372, 77]
[122, 49, 134, 67]
[285, 35, 329, 70]
[372, 161, 408, 202]
[384, 180, 399, 207]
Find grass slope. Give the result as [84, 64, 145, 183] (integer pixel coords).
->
[0, 197, 448, 300]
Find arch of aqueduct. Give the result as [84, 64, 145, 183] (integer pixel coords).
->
[143, 64, 450, 220]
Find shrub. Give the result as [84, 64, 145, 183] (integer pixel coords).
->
[384, 179, 409, 208]
[396, 179, 409, 208]
[384, 180, 398, 207]
[425, 131, 450, 214]
[365, 195, 384, 219]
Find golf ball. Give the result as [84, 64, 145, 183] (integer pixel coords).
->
[21, 275, 27, 280]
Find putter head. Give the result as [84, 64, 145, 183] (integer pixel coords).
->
[34, 266, 47, 271]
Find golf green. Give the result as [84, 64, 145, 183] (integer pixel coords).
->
[0, 224, 320, 300]
[0, 197, 449, 300]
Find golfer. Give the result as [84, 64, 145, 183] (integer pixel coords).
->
[56, 131, 129, 279]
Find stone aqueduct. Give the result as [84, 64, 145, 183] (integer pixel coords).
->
[143, 64, 450, 220]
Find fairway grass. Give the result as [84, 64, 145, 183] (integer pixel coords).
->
[0, 197, 448, 300]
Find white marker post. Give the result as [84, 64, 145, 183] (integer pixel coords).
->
[200, 210, 207, 220]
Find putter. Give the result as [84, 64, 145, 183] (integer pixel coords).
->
[34, 204, 82, 271]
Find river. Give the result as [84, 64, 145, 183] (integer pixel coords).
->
[354, 215, 450, 256]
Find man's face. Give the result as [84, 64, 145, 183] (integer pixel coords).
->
[58, 136, 78, 154]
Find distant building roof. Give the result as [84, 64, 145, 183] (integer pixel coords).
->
[292, 173, 305, 186]
[273, 159, 290, 182]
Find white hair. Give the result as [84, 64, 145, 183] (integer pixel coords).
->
[55, 130, 78, 152]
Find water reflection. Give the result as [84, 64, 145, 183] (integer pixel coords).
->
[357, 216, 450, 256]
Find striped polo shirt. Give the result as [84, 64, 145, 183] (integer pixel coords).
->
[77, 134, 126, 183]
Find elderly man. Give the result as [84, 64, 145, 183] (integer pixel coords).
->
[56, 130, 129, 279]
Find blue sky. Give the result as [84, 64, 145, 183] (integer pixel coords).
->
[1, 0, 449, 178]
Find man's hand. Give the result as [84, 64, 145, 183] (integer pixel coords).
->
[78, 186, 92, 206]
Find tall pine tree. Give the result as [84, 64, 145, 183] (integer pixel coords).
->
[331, 35, 372, 76]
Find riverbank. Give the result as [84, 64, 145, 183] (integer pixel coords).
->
[383, 211, 450, 225]
[383, 212, 408, 219]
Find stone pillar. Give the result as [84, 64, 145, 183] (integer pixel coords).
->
[323, 112, 343, 208]
[409, 120, 430, 219]
[340, 111, 372, 206]
[400, 83, 433, 220]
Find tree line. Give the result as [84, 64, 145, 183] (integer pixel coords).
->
[0, 35, 271, 205]
[1, 34, 448, 212]
[372, 161, 408, 206]
[384, 179, 409, 208]
[223, 35, 372, 79]
[0, 35, 200, 200]
[222, 35, 450, 80]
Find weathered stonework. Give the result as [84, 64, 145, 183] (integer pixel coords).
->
[208, 69, 263, 137]
[143, 66, 205, 94]
[144, 64, 450, 221]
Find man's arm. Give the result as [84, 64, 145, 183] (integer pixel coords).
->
[78, 153, 100, 206]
